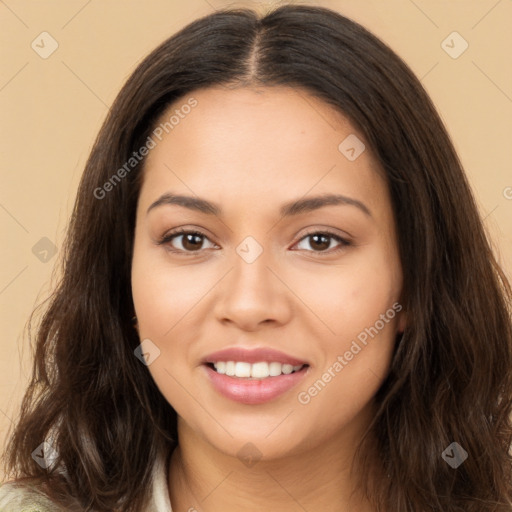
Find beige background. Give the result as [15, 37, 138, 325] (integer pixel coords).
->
[1, 0, 511, 479]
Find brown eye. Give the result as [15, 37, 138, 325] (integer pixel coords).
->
[307, 233, 331, 251]
[180, 232, 205, 251]
[157, 229, 216, 254]
[293, 231, 351, 254]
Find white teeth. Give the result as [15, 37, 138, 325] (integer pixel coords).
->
[212, 361, 304, 378]
[235, 362, 251, 378]
[282, 364, 293, 375]
[215, 361, 226, 374]
[269, 361, 282, 376]
[251, 362, 269, 378]
[225, 361, 236, 376]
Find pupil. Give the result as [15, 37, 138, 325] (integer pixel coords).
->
[184, 234, 202, 251]
[311, 234, 329, 250]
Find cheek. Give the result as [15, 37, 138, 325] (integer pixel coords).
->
[131, 244, 216, 399]
[290, 246, 401, 397]
[131, 248, 202, 411]
[288, 247, 401, 340]
[295, 291, 399, 429]
[292, 247, 401, 420]
[131, 244, 212, 339]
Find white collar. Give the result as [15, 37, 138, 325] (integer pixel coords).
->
[148, 448, 173, 512]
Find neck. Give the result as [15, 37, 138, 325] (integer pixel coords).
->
[168, 414, 381, 512]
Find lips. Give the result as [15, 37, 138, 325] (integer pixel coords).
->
[202, 347, 310, 405]
[203, 347, 309, 366]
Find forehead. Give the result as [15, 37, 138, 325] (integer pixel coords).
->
[139, 85, 387, 218]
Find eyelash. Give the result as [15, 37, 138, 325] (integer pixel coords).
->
[156, 227, 352, 257]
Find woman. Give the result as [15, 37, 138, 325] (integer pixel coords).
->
[1, 4, 511, 511]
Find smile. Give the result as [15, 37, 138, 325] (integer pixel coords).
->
[211, 361, 305, 379]
[203, 363, 310, 405]
[202, 346, 311, 404]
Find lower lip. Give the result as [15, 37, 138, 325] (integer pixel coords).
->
[203, 364, 309, 405]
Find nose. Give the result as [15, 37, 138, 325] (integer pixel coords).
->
[213, 246, 293, 331]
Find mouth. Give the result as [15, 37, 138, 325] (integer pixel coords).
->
[202, 361, 310, 405]
[201, 347, 311, 404]
[205, 361, 309, 379]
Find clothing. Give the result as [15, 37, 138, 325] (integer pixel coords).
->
[0, 447, 173, 512]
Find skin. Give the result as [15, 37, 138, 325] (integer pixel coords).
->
[131, 85, 406, 512]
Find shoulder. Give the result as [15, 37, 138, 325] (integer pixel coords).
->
[0, 445, 174, 512]
[0, 481, 61, 512]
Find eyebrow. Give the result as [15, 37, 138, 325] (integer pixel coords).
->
[146, 192, 372, 218]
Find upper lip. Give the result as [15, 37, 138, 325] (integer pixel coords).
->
[203, 347, 309, 366]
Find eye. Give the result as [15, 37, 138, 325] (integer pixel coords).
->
[157, 228, 216, 255]
[292, 230, 351, 255]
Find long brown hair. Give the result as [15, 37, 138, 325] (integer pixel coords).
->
[3, 4, 512, 511]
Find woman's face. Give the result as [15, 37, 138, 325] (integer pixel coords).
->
[131, 85, 405, 460]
